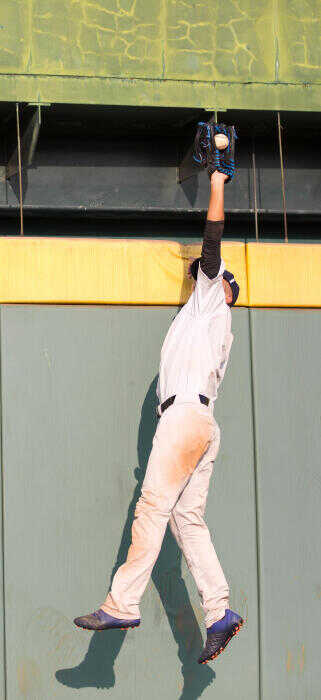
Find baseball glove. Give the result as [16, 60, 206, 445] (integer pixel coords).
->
[193, 121, 237, 182]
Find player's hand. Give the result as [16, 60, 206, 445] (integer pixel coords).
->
[210, 171, 229, 185]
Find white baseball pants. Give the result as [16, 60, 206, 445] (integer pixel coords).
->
[101, 401, 229, 627]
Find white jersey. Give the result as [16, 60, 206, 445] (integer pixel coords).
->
[157, 259, 233, 407]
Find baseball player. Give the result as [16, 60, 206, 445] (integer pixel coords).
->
[74, 124, 243, 665]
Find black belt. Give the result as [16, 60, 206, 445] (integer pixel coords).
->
[158, 394, 210, 417]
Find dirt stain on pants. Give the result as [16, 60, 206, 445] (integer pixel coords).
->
[102, 402, 229, 626]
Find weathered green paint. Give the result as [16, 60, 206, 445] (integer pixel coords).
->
[0, 304, 259, 698]
[0, 0, 320, 109]
[0, 73, 319, 110]
[250, 309, 321, 699]
[0, 313, 5, 700]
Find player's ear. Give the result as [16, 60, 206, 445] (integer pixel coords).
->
[226, 284, 233, 303]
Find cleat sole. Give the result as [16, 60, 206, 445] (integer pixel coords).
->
[199, 618, 244, 665]
[77, 622, 140, 632]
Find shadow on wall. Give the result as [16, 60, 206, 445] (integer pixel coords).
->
[56, 375, 215, 699]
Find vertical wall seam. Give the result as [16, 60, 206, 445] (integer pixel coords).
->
[248, 307, 263, 700]
[245, 241, 251, 308]
[0, 308, 8, 700]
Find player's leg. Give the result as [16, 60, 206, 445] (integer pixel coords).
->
[169, 453, 243, 664]
[169, 457, 229, 627]
[74, 404, 213, 631]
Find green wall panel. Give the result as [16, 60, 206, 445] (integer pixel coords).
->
[0, 1, 320, 109]
[250, 309, 321, 700]
[0, 304, 258, 699]
[277, 0, 321, 82]
[1, 303, 320, 697]
[0, 314, 5, 700]
[1, 0, 320, 83]
[0, 74, 319, 110]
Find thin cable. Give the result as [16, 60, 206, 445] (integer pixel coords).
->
[16, 103, 24, 236]
[277, 112, 288, 243]
[252, 137, 259, 241]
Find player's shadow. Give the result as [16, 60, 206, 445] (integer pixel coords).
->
[56, 376, 215, 698]
[136, 376, 216, 698]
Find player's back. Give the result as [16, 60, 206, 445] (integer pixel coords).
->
[157, 262, 233, 405]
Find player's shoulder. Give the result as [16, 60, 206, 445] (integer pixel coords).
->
[197, 258, 225, 286]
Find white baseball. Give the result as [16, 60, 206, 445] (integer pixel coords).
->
[214, 134, 229, 150]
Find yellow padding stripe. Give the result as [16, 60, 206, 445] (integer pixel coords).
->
[247, 243, 321, 307]
[0, 238, 320, 307]
[0, 237, 247, 305]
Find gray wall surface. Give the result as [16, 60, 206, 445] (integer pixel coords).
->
[1, 106, 320, 219]
[250, 310, 321, 700]
[0, 304, 320, 699]
[2, 136, 320, 216]
[0, 313, 5, 700]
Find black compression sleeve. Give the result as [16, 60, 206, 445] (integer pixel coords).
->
[200, 219, 224, 279]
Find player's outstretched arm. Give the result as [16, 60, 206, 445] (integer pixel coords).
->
[200, 171, 228, 279]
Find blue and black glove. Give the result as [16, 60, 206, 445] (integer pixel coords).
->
[193, 121, 237, 182]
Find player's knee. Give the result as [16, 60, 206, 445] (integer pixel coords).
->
[135, 489, 171, 519]
[173, 504, 205, 529]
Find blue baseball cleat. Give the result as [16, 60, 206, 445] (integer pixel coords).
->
[198, 609, 243, 664]
[74, 608, 140, 631]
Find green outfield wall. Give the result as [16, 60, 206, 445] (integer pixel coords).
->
[0, 326, 5, 700]
[0, 303, 320, 699]
[0, 0, 320, 109]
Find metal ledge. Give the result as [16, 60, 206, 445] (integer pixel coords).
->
[0, 75, 320, 112]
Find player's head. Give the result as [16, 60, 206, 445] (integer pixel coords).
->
[189, 258, 240, 307]
[221, 269, 240, 307]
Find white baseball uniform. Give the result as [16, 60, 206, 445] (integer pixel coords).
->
[102, 239, 233, 627]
